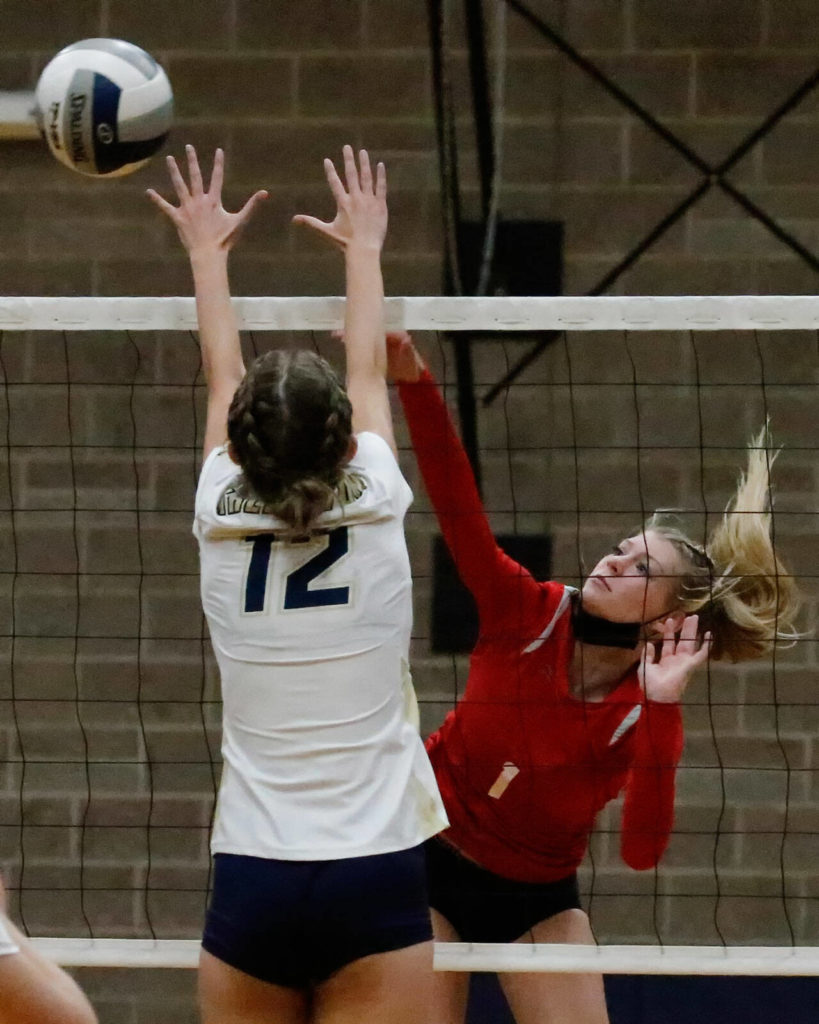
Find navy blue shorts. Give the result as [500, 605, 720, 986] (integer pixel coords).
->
[425, 837, 581, 943]
[202, 846, 433, 989]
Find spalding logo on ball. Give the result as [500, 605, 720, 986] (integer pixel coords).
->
[35, 38, 173, 178]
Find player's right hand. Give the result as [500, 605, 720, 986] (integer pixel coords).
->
[147, 145, 268, 256]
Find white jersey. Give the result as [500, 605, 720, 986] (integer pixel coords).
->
[0, 917, 18, 957]
[194, 432, 447, 861]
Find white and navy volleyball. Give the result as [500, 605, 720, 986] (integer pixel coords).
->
[35, 38, 173, 178]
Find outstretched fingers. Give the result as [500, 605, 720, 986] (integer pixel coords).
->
[235, 189, 269, 229]
[357, 148, 373, 194]
[145, 187, 178, 219]
[659, 616, 677, 662]
[185, 144, 205, 195]
[375, 159, 387, 200]
[294, 146, 386, 250]
[208, 147, 225, 202]
[644, 613, 711, 667]
[676, 614, 700, 650]
[148, 145, 270, 258]
[165, 153, 191, 203]
[676, 614, 711, 664]
[670, 614, 712, 667]
[323, 156, 348, 208]
[342, 143, 360, 194]
[352, 148, 386, 199]
[641, 613, 711, 703]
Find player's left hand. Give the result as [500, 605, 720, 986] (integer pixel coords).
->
[293, 145, 387, 253]
[639, 614, 711, 703]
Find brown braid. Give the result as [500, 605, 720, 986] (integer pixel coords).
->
[227, 350, 353, 536]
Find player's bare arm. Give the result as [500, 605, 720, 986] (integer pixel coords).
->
[294, 146, 395, 453]
[147, 145, 268, 459]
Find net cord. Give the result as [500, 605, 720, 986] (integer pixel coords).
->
[1, 296, 818, 332]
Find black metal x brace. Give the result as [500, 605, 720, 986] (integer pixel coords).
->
[483, 0, 819, 405]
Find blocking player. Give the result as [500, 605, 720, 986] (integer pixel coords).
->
[148, 148, 446, 1024]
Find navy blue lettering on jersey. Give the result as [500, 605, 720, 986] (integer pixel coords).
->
[244, 534, 275, 613]
[243, 528, 351, 614]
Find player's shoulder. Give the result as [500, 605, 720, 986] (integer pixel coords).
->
[540, 580, 575, 628]
[519, 582, 575, 655]
[342, 431, 412, 510]
[351, 431, 400, 472]
[198, 444, 235, 487]
[547, 580, 574, 604]
[193, 446, 259, 539]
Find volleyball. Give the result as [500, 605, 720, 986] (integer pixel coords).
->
[35, 38, 173, 178]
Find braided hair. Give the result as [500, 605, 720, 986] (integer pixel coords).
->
[227, 349, 353, 537]
[646, 428, 801, 662]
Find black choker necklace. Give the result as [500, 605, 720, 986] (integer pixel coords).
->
[573, 605, 641, 650]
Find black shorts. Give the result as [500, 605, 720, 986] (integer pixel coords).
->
[202, 846, 433, 989]
[425, 837, 581, 943]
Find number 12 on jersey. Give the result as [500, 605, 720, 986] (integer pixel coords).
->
[244, 527, 351, 614]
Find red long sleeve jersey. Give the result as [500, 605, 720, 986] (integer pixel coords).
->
[400, 371, 684, 883]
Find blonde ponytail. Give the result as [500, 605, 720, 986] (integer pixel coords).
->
[647, 428, 801, 662]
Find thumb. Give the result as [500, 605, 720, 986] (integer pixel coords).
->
[292, 214, 341, 242]
[234, 190, 268, 229]
[146, 188, 178, 219]
[292, 213, 326, 229]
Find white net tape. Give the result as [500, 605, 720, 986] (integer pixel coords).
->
[28, 939, 819, 975]
[1, 295, 818, 331]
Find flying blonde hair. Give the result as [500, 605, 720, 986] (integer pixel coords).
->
[646, 428, 801, 662]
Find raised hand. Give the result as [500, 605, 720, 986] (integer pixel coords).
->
[640, 614, 711, 703]
[386, 331, 425, 382]
[293, 145, 387, 253]
[332, 330, 425, 382]
[147, 145, 268, 255]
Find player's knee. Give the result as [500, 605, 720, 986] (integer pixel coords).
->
[55, 998, 98, 1024]
[46, 972, 98, 1024]
[65, 1004, 98, 1024]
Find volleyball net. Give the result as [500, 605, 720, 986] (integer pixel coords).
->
[0, 295, 817, 975]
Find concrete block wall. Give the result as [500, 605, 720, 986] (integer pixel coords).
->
[1, 2, 818, 1021]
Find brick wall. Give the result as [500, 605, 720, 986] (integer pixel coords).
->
[1, 2, 818, 1021]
